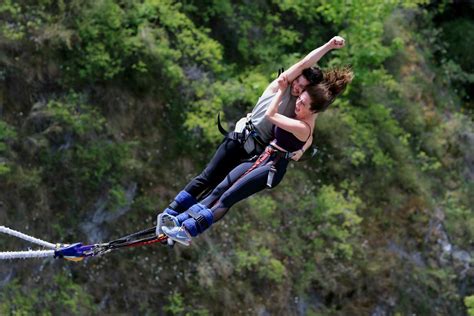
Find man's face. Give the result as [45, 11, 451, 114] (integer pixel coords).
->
[291, 75, 310, 97]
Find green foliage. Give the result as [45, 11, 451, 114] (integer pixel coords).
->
[248, 195, 279, 228]
[45, 97, 105, 137]
[73, 141, 131, 189]
[0, 0, 472, 314]
[3, 166, 42, 189]
[0, 120, 16, 176]
[437, 17, 474, 106]
[0, 0, 25, 40]
[308, 185, 362, 259]
[31, 95, 135, 193]
[62, 0, 222, 88]
[440, 18, 474, 73]
[164, 291, 185, 315]
[108, 185, 128, 210]
[0, 162, 10, 175]
[339, 102, 410, 169]
[0, 120, 16, 152]
[390, 264, 461, 315]
[184, 79, 233, 143]
[442, 192, 474, 247]
[466, 295, 474, 316]
[0, 274, 96, 315]
[73, 0, 127, 80]
[0, 280, 36, 316]
[235, 247, 286, 283]
[182, 0, 301, 66]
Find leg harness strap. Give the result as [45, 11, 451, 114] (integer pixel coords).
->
[187, 209, 210, 231]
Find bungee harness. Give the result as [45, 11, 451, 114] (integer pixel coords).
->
[0, 225, 169, 261]
[217, 113, 266, 153]
[217, 67, 287, 154]
[240, 145, 294, 188]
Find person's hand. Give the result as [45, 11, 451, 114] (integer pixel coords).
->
[291, 149, 304, 161]
[277, 74, 289, 91]
[328, 36, 345, 49]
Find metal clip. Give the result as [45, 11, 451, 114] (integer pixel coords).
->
[54, 243, 94, 261]
[266, 165, 277, 188]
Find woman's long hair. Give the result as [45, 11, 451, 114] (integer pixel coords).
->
[307, 66, 353, 113]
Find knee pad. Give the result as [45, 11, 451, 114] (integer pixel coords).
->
[169, 190, 197, 213]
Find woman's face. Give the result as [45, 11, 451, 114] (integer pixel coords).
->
[295, 91, 313, 120]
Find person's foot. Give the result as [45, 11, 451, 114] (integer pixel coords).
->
[162, 226, 192, 246]
[156, 212, 179, 236]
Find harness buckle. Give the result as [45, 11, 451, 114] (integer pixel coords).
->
[187, 210, 210, 232]
[266, 165, 277, 188]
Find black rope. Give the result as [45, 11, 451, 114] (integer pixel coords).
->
[107, 227, 157, 247]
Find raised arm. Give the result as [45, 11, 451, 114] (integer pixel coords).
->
[264, 36, 345, 95]
[285, 36, 344, 82]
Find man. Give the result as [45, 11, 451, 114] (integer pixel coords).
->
[162, 36, 346, 219]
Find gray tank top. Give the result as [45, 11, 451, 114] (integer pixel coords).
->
[250, 86, 296, 143]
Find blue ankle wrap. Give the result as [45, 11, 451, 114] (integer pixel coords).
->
[182, 205, 214, 237]
[175, 203, 202, 224]
[176, 212, 190, 225]
[164, 208, 178, 217]
[173, 191, 197, 213]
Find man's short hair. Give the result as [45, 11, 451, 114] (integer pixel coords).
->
[302, 67, 323, 86]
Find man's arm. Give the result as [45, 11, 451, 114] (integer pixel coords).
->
[285, 36, 345, 82]
[264, 36, 345, 95]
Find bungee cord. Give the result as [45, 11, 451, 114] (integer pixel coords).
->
[0, 225, 169, 261]
[0, 226, 57, 260]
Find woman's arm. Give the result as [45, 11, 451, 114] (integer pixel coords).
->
[291, 112, 319, 160]
[289, 135, 311, 161]
[265, 77, 310, 141]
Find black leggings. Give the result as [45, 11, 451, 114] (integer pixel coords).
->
[201, 153, 289, 221]
[184, 137, 252, 199]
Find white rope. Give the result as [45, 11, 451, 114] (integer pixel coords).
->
[0, 225, 56, 249]
[0, 225, 60, 259]
[0, 250, 55, 260]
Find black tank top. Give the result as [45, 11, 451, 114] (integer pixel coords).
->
[273, 122, 311, 152]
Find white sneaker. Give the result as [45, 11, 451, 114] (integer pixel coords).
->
[162, 226, 192, 246]
[156, 213, 179, 236]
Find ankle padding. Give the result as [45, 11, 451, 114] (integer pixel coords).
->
[176, 212, 190, 225]
[183, 204, 213, 237]
[170, 190, 197, 213]
[164, 208, 178, 217]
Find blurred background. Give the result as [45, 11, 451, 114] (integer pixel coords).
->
[0, 0, 473, 314]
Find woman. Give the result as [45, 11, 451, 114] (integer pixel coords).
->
[159, 67, 354, 245]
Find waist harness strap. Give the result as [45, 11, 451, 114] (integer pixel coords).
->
[245, 120, 266, 147]
[217, 113, 247, 143]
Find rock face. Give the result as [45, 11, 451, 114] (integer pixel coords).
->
[0, 268, 14, 288]
[80, 182, 137, 243]
[460, 130, 474, 182]
[425, 207, 473, 295]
